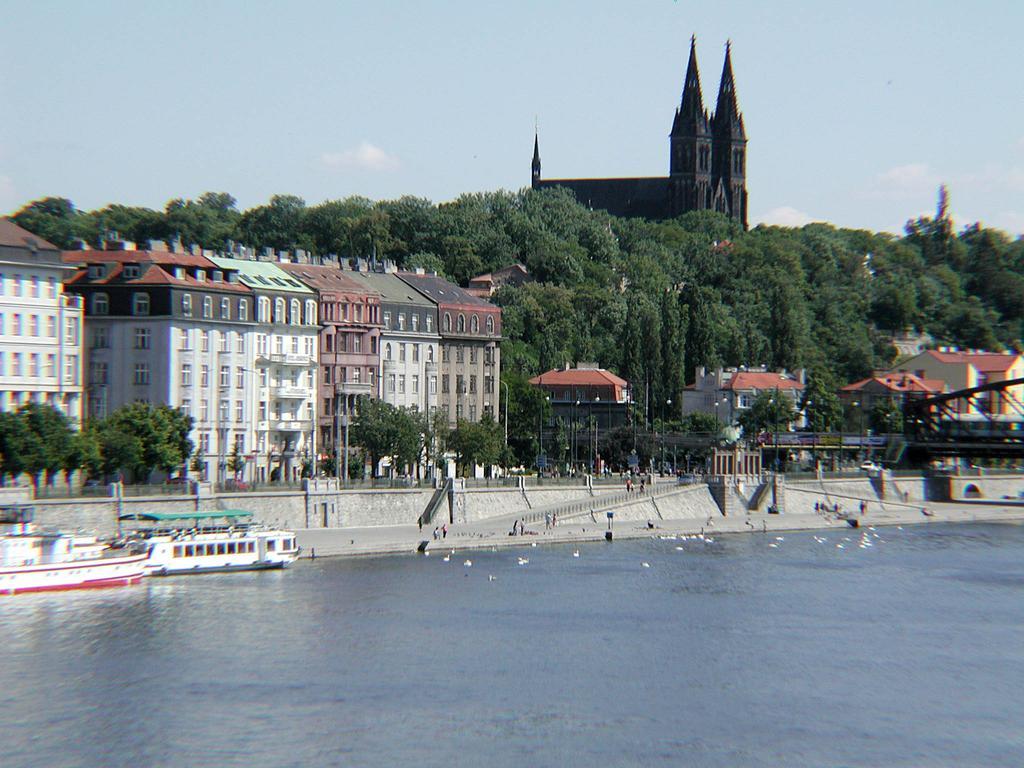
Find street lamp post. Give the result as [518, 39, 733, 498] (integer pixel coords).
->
[501, 380, 510, 447]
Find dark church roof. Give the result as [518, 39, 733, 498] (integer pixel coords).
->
[531, 37, 748, 227]
[534, 177, 672, 220]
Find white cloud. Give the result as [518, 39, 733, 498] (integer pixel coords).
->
[870, 162, 941, 200]
[320, 141, 400, 172]
[0, 175, 18, 214]
[754, 206, 814, 227]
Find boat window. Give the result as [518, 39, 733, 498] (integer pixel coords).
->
[267, 539, 276, 551]
[227, 542, 236, 554]
[185, 545, 194, 557]
[173, 545, 183, 558]
[217, 543, 226, 555]
[248, 541, 255, 553]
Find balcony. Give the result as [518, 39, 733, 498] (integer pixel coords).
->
[258, 354, 313, 368]
[271, 419, 307, 432]
[272, 385, 308, 399]
[336, 381, 373, 397]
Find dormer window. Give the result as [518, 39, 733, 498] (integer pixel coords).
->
[92, 293, 109, 315]
[457, 314, 466, 333]
[123, 264, 140, 279]
[471, 315, 479, 334]
[132, 292, 150, 316]
[195, 270, 206, 282]
[174, 267, 185, 279]
[486, 316, 495, 335]
[212, 270, 224, 283]
[87, 264, 105, 279]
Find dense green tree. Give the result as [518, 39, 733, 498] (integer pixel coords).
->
[737, 390, 799, 438]
[801, 369, 843, 433]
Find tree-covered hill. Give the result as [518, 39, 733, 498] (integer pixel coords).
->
[12, 188, 1023, 424]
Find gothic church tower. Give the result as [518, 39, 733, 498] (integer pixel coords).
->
[669, 36, 713, 216]
[710, 42, 748, 227]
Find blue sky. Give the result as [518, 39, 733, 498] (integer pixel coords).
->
[2, 1, 1022, 236]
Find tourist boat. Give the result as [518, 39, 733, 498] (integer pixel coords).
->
[1, 505, 148, 595]
[121, 510, 300, 576]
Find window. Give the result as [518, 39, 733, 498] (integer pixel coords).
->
[352, 368, 361, 384]
[12, 314, 22, 335]
[238, 299, 248, 321]
[291, 336, 299, 354]
[470, 375, 477, 394]
[219, 366, 230, 388]
[201, 401, 209, 422]
[29, 276, 39, 297]
[45, 354, 55, 378]
[134, 328, 151, 349]
[219, 332, 228, 353]
[236, 367, 245, 389]
[486, 316, 495, 335]
[388, 374, 396, 393]
[353, 336, 361, 354]
[444, 313, 452, 332]
[181, 364, 192, 387]
[430, 376, 437, 395]
[399, 343, 406, 363]
[178, 329, 191, 350]
[383, 311, 391, 329]
[471, 315, 479, 334]
[236, 334, 244, 354]
[12, 353, 22, 377]
[385, 344, 392, 361]
[259, 401, 267, 421]
[235, 401, 244, 422]
[412, 344, 419, 363]
[182, 294, 193, 316]
[47, 277, 56, 298]
[427, 346, 434, 363]
[13, 275, 22, 297]
[220, 297, 230, 319]
[456, 375, 465, 394]
[201, 365, 210, 387]
[456, 346, 464, 363]
[45, 316, 55, 338]
[258, 298, 270, 323]
[220, 400, 230, 421]
[92, 293, 109, 315]
[442, 376, 450, 394]
[92, 327, 109, 349]
[398, 375, 406, 394]
[65, 317, 78, 346]
[203, 297, 213, 318]
[290, 299, 300, 325]
[457, 314, 466, 332]
[29, 315, 38, 336]
[29, 354, 39, 377]
[180, 399, 191, 417]
[412, 375, 419, 394]
[305, 300, 316, 325]
[426, 314, 433, 333]
[132, 293, 150, 316]
[133, 363, 150, 385]
[274, 299, 285, 323]
[470, 347, 477, 364]
[398, 313, 406, 331]
[442, 346, 449, 363]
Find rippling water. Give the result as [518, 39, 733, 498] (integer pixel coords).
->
[3, 523, 1024, 767]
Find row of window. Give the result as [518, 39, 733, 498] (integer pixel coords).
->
[323, 331, 377, 355]
[440, 374, 496, 395]
[0, 312, 78, 343]
[441, 402, 489, 421]
[181, 294, 249, 321]
[441, 312, 496, 336]
[382, 342, 435, 364]
[383, 310, 433, 333]
[322, 366, 373, 387]
[0, 351, 78, 382]
[172, 541, 256, 558]
[440, 345, 497, 365]
[0, 273, 58, 299]
[322, 301, 378, 325]
[385, 374, 437, 396]
[187, 401, 310, 428]
[89, 292, 319, 327]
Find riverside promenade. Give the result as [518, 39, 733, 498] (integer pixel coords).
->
[296, 497, 1024, 560]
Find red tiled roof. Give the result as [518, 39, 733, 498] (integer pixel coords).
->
[0, 218, 60, 251]
[529, 368, 628, 388]
[924, 349, 1019, 373]
[723, 372, 803, 391]
[278, 262, 380, 298]
[65, 258, 251, 293]
[842, 373, 943, 394]
[62, 249, 217, 268]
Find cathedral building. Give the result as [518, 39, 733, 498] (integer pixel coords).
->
[531, 37, 748, 227]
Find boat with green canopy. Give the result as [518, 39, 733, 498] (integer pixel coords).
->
[121, 509, 299, 576]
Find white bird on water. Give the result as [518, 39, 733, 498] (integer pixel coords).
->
[518, 557, 529, 566]
[836, 544, 845, 549]
[769, 543, 778, 548]
[442, 555, 450, 562]
[675, 546, 684, 551]
[488, 574, 496, 582]
[642, 562, 651, 568]
[464, 559, 472, 567]
[572, 550, 580, 558]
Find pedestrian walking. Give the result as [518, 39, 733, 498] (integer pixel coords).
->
[418, 518, 423, 532]
[552, 512, 557, 527]
[442, 523, 448, 539]
[545, 512, 551, 529]
[432, 526, 439, 540]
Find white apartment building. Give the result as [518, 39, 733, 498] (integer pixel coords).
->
[64, 244, 257, 482]
[0, 220, 83, 424]
[210, 256, 319, 482]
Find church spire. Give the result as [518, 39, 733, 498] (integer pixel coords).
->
[531, 127, 542, 188]
[672, 35, 709, 136]
[713, 40, 745, 138]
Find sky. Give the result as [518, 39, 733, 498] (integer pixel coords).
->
[1, 0, 1022, 237]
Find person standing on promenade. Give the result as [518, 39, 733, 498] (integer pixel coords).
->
[545, 512, 551, 529]
[552, 512, 557, 527]
[442, 523, 448, 539]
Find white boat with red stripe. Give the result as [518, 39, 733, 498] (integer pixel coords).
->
[1, 505, 147, 595]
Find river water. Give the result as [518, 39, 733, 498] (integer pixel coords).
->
[3, 522, 1023, 767]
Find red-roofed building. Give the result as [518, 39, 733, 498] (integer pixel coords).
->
[466, 263, 532, 298]
[529, 363, 631, 431]
[682, 365, 806, 428]
[886, 348, 1024, 415]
